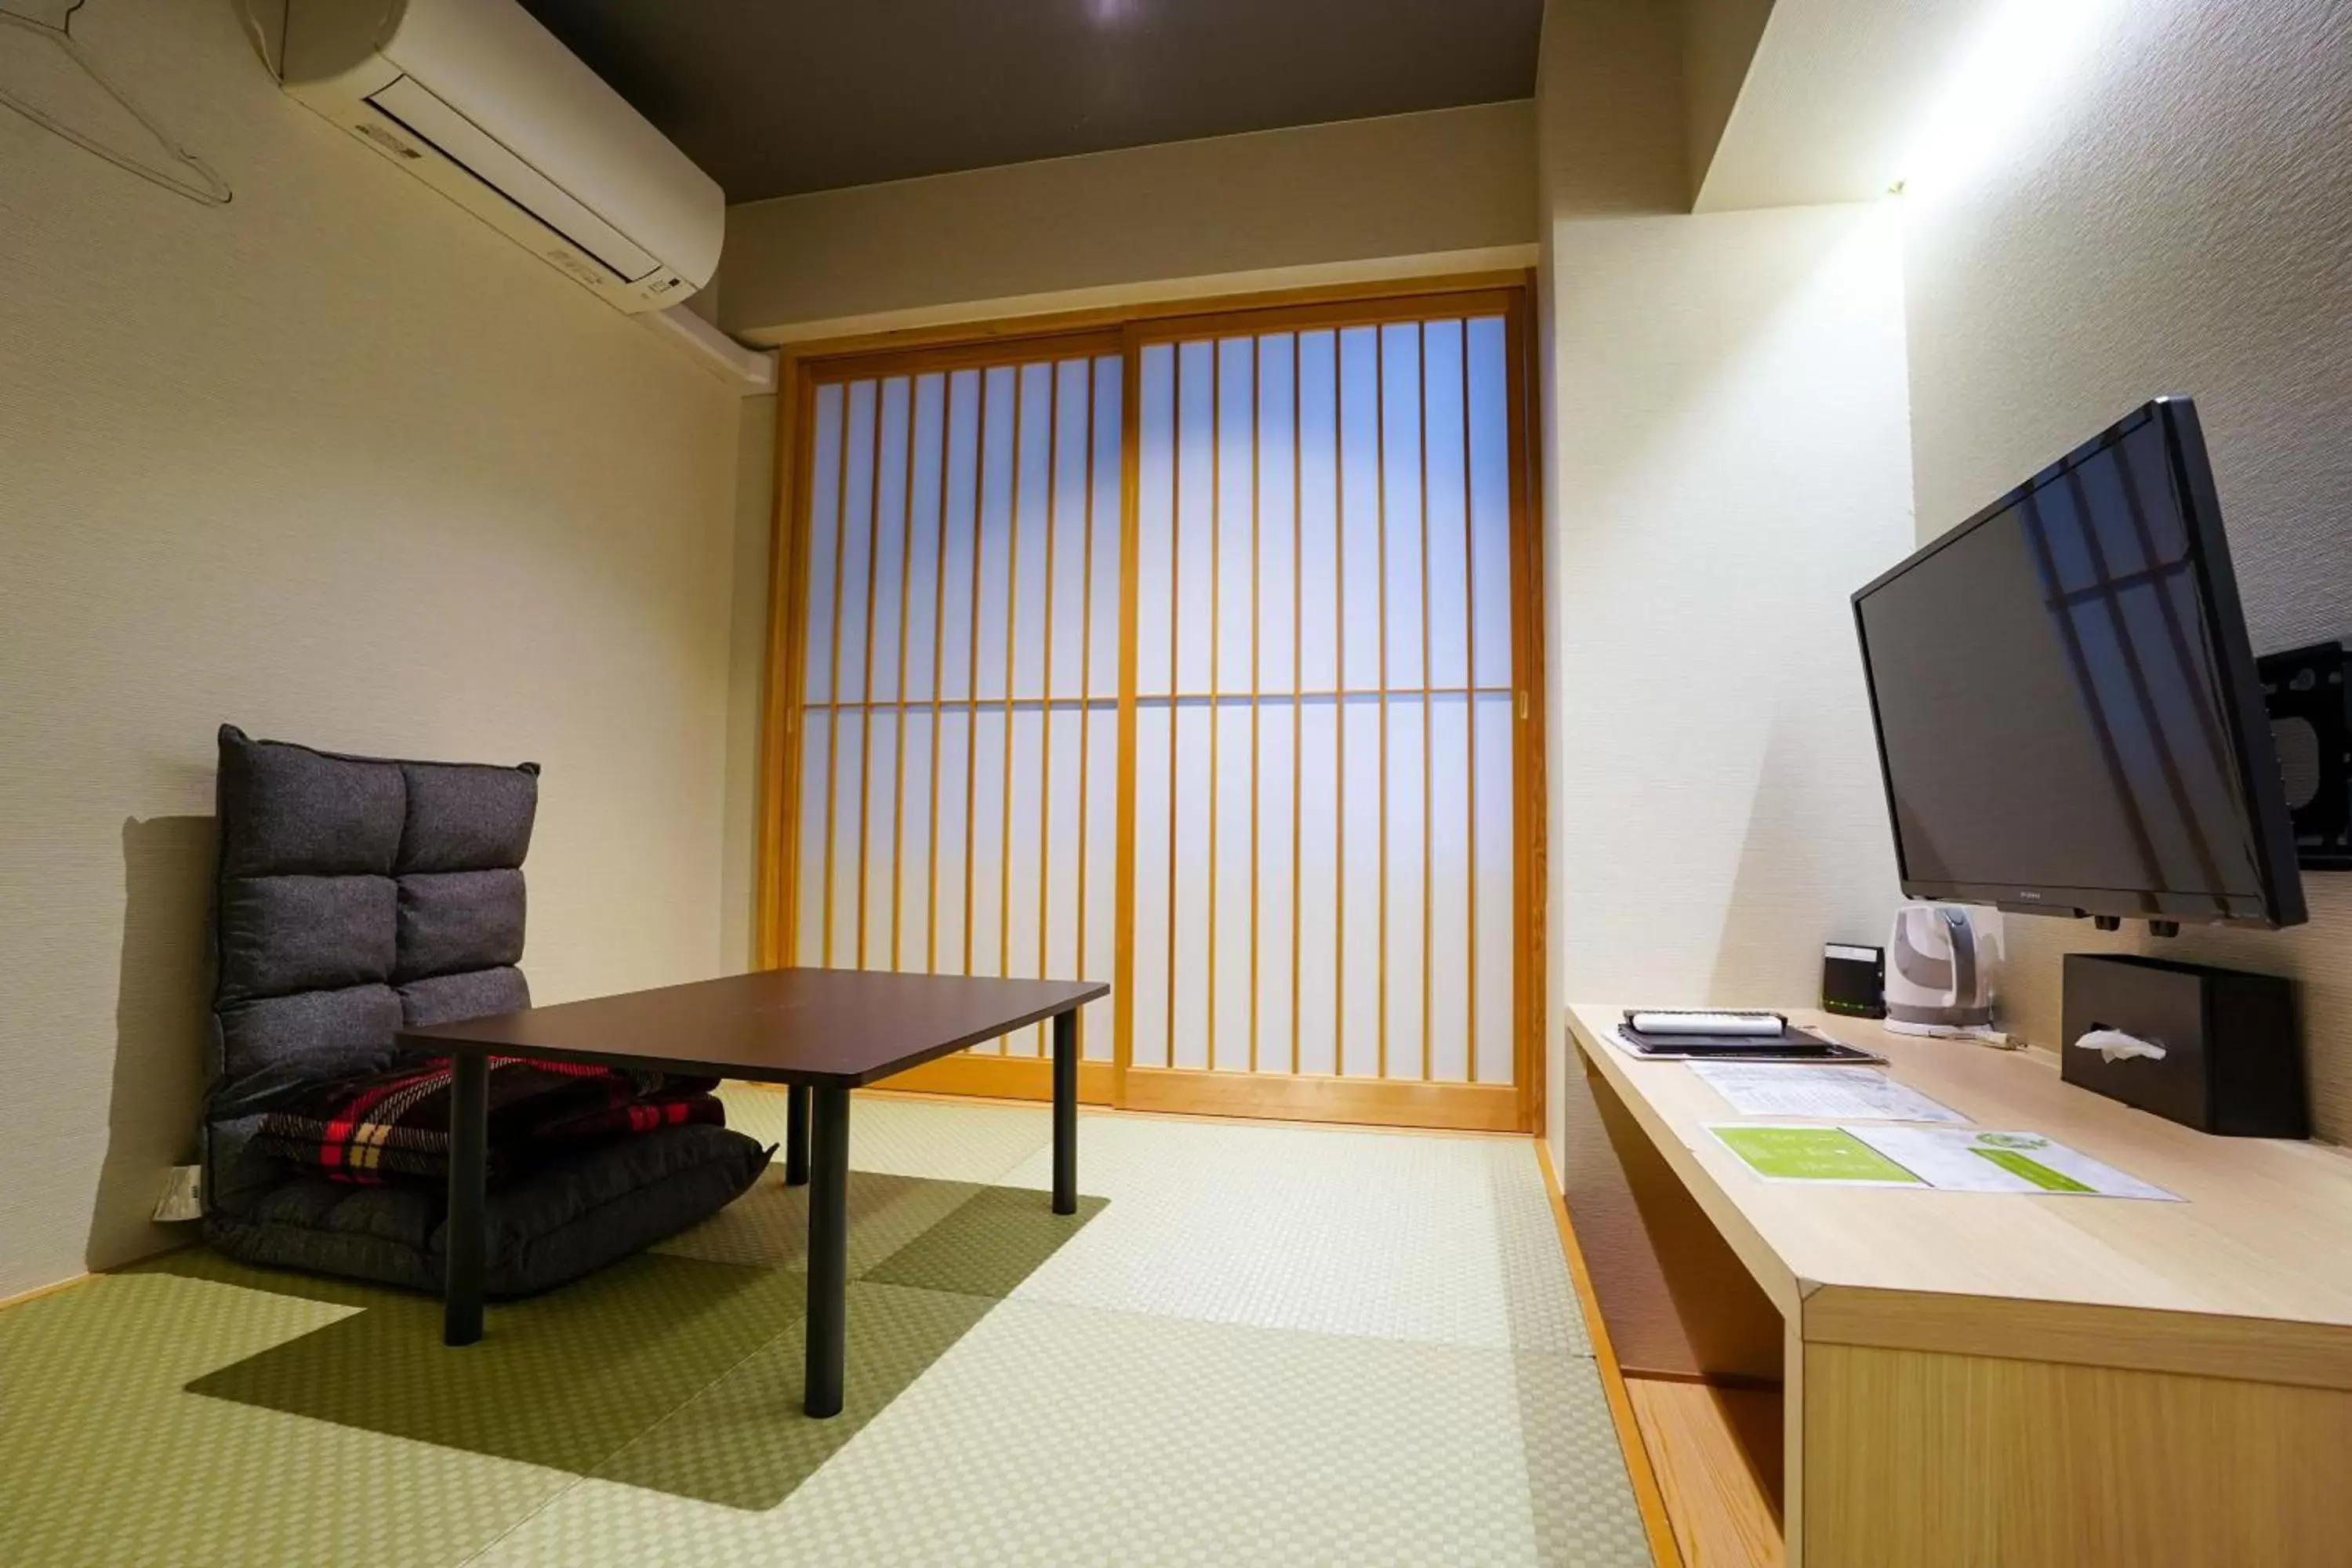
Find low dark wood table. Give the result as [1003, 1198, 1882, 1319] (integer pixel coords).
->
[398, 967, 1106, 1417]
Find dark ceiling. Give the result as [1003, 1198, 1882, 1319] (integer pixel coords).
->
[516, 0, 1544, 204]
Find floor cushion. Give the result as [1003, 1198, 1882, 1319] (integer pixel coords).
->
[205, 1123, 769, 1297]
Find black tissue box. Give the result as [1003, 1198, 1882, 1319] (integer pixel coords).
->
[2060, 953, 2305, 1138]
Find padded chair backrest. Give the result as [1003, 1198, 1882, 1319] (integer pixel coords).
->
[210, 724, 539, 1101]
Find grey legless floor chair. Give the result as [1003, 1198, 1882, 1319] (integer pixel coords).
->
[201, 725, 769, 1294]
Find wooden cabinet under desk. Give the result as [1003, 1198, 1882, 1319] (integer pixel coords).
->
[1563, 1003, 2352, 1568]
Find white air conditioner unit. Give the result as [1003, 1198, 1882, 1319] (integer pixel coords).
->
[279, 0, 723, 314]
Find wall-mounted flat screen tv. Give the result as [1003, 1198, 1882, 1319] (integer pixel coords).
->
[1853, 396, 2304, 930]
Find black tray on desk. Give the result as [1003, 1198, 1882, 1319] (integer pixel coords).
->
[1612, 1022, 1883, 1063]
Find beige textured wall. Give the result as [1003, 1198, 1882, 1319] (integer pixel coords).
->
[1536, 0, 1915, 1167]
[717, 101, 1540, 341]
[0, 2, 743, 1298]
[1679, 0, 1776, 202]
[1900, 0, 2352, 1138]
[720, 396, 779, 974]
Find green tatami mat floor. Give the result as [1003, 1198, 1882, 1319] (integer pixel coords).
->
[0, 1091, 1647, 1566]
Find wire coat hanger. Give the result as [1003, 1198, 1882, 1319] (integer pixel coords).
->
[0, 0, 232, 205]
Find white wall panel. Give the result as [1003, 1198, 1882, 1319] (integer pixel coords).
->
[1167, 702, 1214, 1069]
[1214, 339, 1258, 695]
[895, 710, 935, 969]
[1472, 693, 1515, 1085]
[937, 370, 983, 702]
[1427, 695, 1473, 1083]
[824, 710, 865, 965]
[1255, 703, 1298, 1073]
[795, 710, 833, 966]
[1135, 345, 1176, 699]
[835, 382, 879, 702]
[1210, 700, 1255, 1070]
[1172, 342, 1218, 695]
[1336, 695, 1383, 1077]
[1466, 318, 1513, 690]
[902, 374, 947, 703]
[1131, 704, 1174, 1069]
[859, 713, 899, 967]
[1045, 359, 1092, 701]
[1294, 700, 1341, 1076]
[868, 377, 913, 703]
[1385, 695, 1428, 1079]
[1381, 324, 1428, 691]
[971, 368, 1017, 703]
[1336, 327, 1385, 695]
[803, 383, 845, 702]
[1008, 362, 1053, 702]
[1000, 705, 1045, 1054]
[1042, 706, 1085, 997]
[1080, 706, 1119, 1060]
[1296, 332, 1342, 695]
[1086, 358, 1124, 700]
[966, 707, 1008, 987]
[931, 707, 972, 975]
[1422, 321, 1474, 692]
[1256, 336, 1300, 695]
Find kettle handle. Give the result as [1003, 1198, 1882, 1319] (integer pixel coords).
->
[1940, 907, 1976, 1003]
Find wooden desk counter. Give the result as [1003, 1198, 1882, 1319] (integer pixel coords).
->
[1565, 1004, 2352, 1567]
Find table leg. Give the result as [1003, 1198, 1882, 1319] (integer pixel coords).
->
[1052, 1007, 1077, 1216]
[804, 1084, 851, 1417]
[443, 1051, 488, 1347]
[785, 1083, 811, 1186]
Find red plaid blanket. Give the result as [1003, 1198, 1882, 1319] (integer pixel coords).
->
[249, 1056, 725, 1185]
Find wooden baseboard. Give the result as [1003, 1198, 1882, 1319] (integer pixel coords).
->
[1535, 1141, 1685, 1568]
[1121, 1066, 1523, 1132]
[0, 1238, 198, 1316]
[0, 1271, 93, 1313]
[742, 1062, 1528, 1137]
[869, 1052, 1116, 1104]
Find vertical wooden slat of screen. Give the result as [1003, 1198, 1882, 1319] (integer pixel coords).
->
[890, 376, 920, 971]
[925, 372, 956, 974]
[1163, 343, 1182, 1073]
[1417, 324, 1435, 1080]
[771, 366, 815, 969]
[1458, 321, 1480, 1080]
[1332, 332, 1351, 1076]
[1374, 329, 1391, 1082]
[1204, 341, 1221, 1073]
[960, 371, 991, 982]
[996, 368, 1029, 1046]
[818, 380, 855, 967]
[1247, 333, 1262, 1074]
[1114, 336, 1142, 1100]
[1289, 332, 1305, 1077]
[854, 379, 887, 969]
[1035, 361, 1062, 1051]
[1504, 294, 1541, 1124]
[1075, 358, 1098, 1027]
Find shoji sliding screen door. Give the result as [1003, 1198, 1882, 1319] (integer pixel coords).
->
[763, 286, 1541, 1133]
[778, 338, 1127, 1095]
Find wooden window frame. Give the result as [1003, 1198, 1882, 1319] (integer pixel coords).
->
[754, 270, 1548, 1135]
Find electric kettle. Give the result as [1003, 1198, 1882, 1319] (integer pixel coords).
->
[1884, 903, 2000, 1035]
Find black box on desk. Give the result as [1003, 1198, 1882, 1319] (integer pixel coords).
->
[2060, 953, 2306, 1138]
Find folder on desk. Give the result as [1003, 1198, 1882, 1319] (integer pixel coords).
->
[1613, 1020, 1882, 1063]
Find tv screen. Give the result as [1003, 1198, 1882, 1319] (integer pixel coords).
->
[1853, 397, 2303, 929]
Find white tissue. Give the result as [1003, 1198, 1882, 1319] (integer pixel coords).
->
[2072, 1028, 2168, 1064]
